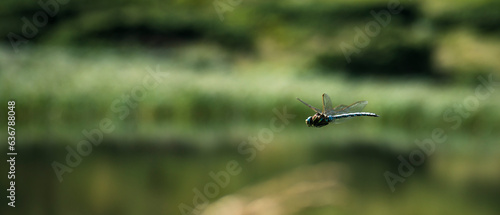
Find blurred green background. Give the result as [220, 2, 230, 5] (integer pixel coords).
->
[1, 0, 500, 214]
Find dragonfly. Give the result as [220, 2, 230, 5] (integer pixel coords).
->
[297, 93, 379, 127]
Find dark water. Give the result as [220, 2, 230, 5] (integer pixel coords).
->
[3, 140, 499, 215]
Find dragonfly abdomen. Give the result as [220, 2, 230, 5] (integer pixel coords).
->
[329, 112, 379, 121]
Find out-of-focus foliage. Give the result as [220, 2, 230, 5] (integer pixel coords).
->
[3, 0, 500, 80]
[2, 0, 500, 215]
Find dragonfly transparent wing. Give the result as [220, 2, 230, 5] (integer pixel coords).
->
[326, 104, 347, 115]
[331, 101, 368, 124]
[340, 101, 367, 113]
[297, 98, 322, 113]
[322, 93, 333, 114]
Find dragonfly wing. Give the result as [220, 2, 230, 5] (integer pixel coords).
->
[322, 93, 333, 114]
[332, 117, 351, 124]
[331, 101, 368, 124]
[341, 101, 368, 113]
[326, 104, 347, 115]
[297, 98, 322, 113]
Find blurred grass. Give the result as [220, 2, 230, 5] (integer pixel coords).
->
[1, 46, 499, 150]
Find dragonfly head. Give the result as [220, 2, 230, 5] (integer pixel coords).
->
[305, 116, 313, 127]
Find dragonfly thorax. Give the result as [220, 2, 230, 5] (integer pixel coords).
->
[306, 113, 330, 127]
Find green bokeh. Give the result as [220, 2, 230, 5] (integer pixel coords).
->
[1, 0, 500, 215]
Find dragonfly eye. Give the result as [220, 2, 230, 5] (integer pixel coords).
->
[305, 117, 313, 127]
